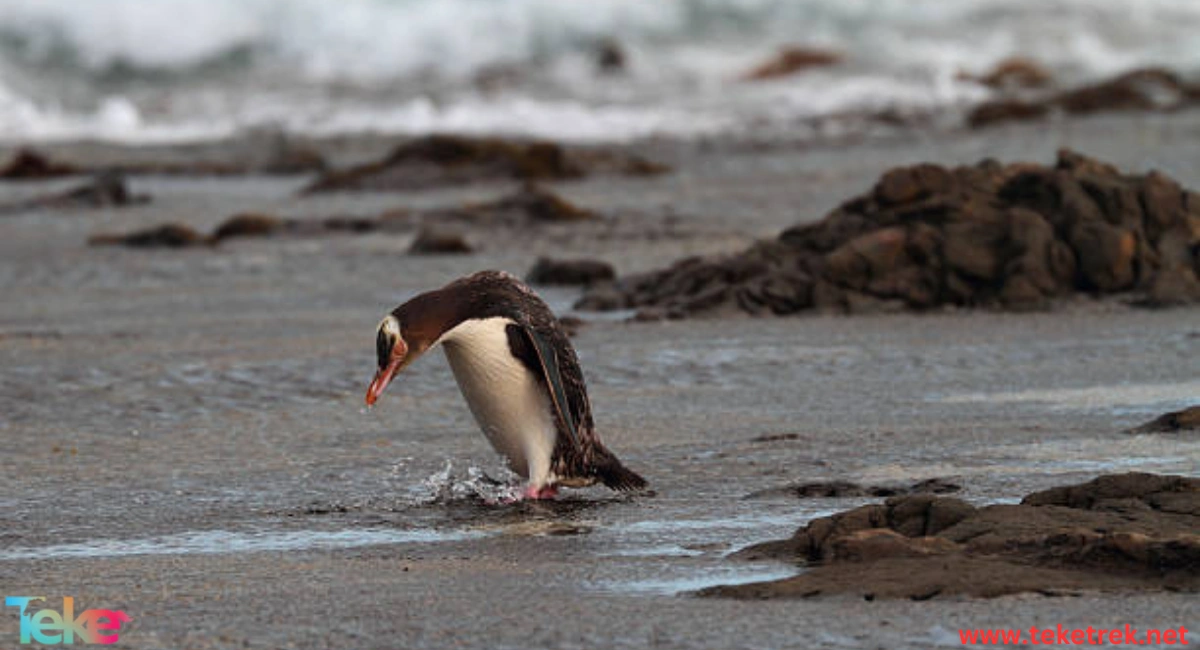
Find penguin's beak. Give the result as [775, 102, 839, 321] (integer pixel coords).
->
[365, 358, 402, 406]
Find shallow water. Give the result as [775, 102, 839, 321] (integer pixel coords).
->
[591, 563, 802, 596]
[935, 379, 1200, 414]
[0, 527, 489, 562]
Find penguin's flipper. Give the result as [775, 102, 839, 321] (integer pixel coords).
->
[506, 323, 581, 451]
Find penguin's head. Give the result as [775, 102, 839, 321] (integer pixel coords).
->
[365, 314, 415, 406]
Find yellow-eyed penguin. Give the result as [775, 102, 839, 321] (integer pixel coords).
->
[365, 270, 646, 499]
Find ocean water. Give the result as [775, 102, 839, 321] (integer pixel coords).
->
[0, 0, 1198, 143]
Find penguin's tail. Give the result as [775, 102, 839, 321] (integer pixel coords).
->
[592, 446, 648, 492]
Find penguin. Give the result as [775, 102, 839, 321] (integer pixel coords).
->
[365, 270, 646, 500]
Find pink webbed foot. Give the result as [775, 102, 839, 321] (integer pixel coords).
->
[521, 485, 559, 500]
[489, 484, 559, 505]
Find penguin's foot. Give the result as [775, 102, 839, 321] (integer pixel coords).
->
[487, 484, 558, 505]
[522, 484, 559, 500]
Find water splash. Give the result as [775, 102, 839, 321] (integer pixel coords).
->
[413, 460, 524, 505]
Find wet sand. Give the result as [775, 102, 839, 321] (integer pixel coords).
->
[2, 113, 1198, 648]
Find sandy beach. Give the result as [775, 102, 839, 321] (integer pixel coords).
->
[1, 105, 1197, 648]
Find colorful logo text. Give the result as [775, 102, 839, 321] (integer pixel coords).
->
[5, 597, 131, 645]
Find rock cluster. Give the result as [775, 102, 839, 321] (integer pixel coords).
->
[745, 477, 961, 499]
[1, 173, 148, 215]
[1128, 406, 1200, 434]
[0, 137, 325, 178]
[711, 472, 1200, 600]
[0, 148, 77, 179]
[303, 135, 667, 193]
[90, 184, 601, 250]
[969, 67, 1200, 129]
[89, 213, 376, 248]
[578, 150, 1200, 317]
[89, 224, 207, 249]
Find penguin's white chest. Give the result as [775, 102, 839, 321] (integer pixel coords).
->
[438, 318, 556, 481]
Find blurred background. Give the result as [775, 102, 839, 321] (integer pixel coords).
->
[1, 0, 1198, 144]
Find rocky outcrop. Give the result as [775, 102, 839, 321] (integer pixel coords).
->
[578, 150, 1200, 318]
[1, 137, 325, 179]
[1128, 406, 1200, 434]
[0, 148, 77, 179]
[303, 135, 667, 193]
[745, 477, 961, 499]
[1, 173, 148, 215]
[211, 213, 286, 241]
[968, 67, 1200, 129]
[408, 227, 474, 254]
[89, 224, 207, 248]
[710, 472, 1200, 599]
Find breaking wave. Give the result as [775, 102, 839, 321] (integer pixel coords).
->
[0, 0, 1198, 142]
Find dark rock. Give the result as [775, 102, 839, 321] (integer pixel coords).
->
[969, 66, 1198, 129]
[958, 57, 1053, 90]
[1127, 406, 1200, 434]
[579, 150, 1200, 317]
[873, 164, 954, 206]
[2, 173, 148, 214]
[1057, 67, 1188, 114]
[92, 209, 389, 251]
[741, 47, 841, 81]
[0, 148, 77, 179]
[410, 184, 599, 230]
[829, 529, 960, 563]
[1141, 267, 1200, 307]
[303, 135, 667, 193]
[746, 477, 962, 499]
[320, 216, 380, 234]
[54, 173, 144, 208]
[527, 257, 615, 286]
[748, 432, 802, 443]
[968, 100, 1052, 129]
[89, 223, 207, 248]
[212, 213, 285, 242]
[595, 39, 627, 74]
[1021, 472, 1198, 508]
[710, 472, 1200, 600]
[574, 285, 626, 311]
[1069, 221, 1138, 291]
[408, 227, 474, 255]
[557, 315, 586, 337]
[473, 184, 597, 223]
[749, 480, 865, 499]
